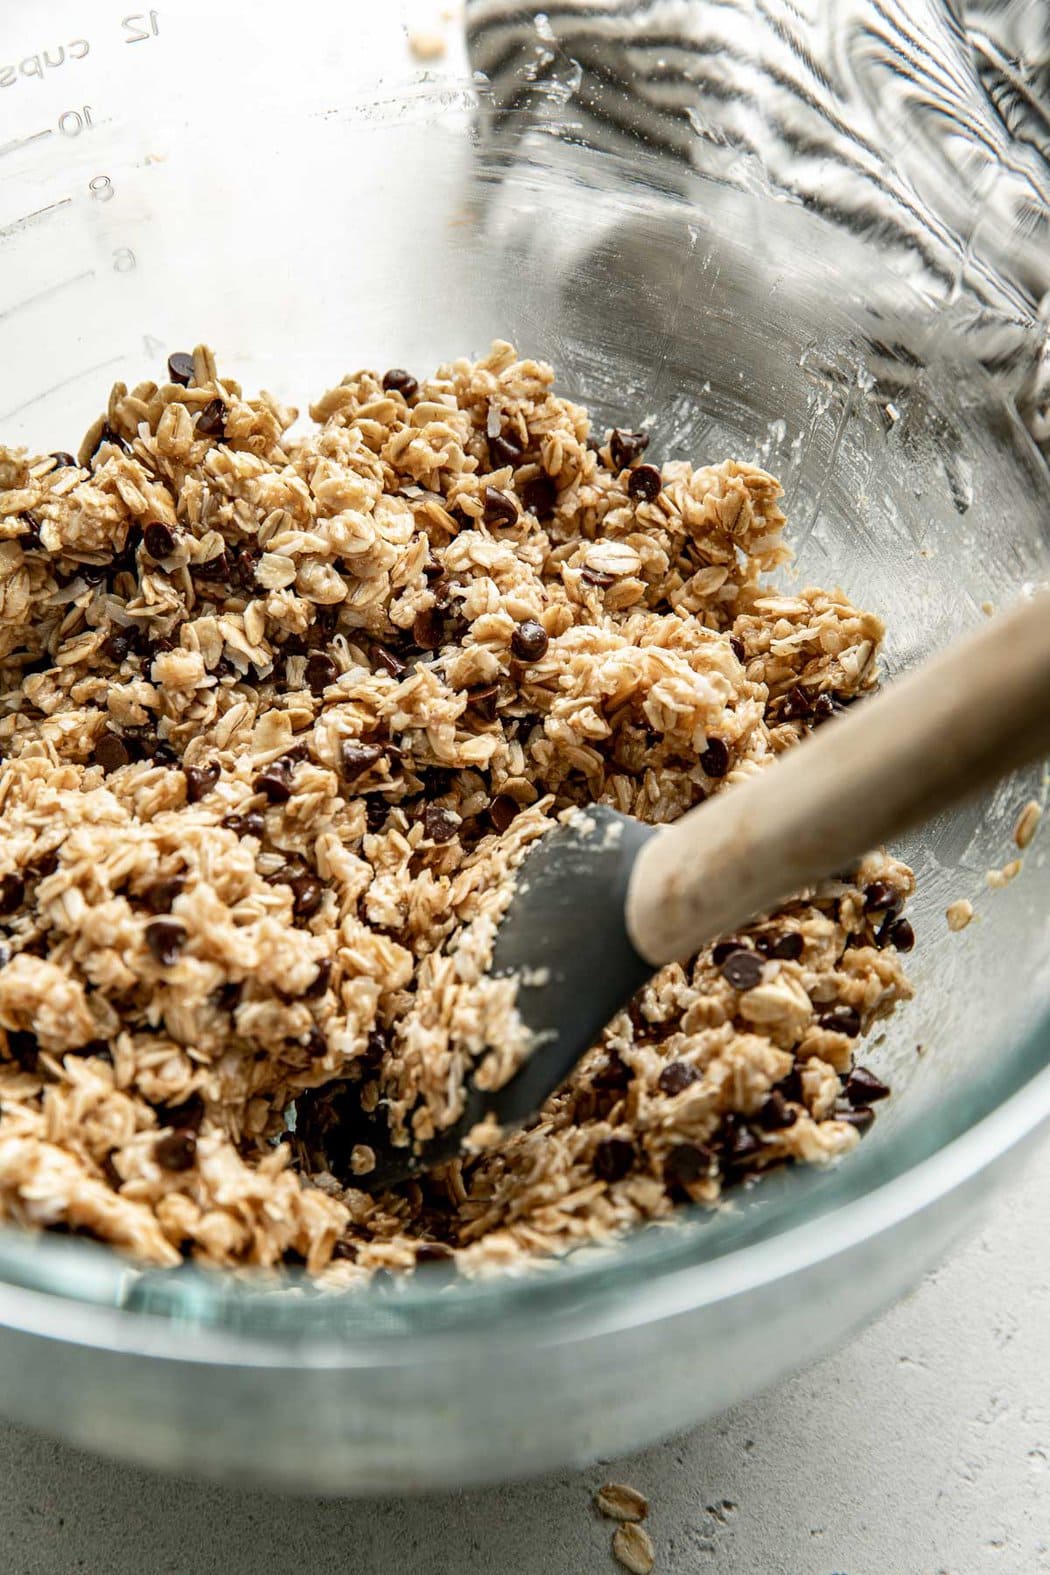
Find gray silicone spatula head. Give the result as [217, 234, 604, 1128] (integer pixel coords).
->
[295, 806, 657, 1190]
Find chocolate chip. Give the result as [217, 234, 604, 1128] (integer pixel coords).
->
[838, 1104, 875, 1133]
[93, 731, 130, 774]
[143, 521, 176, 560]
[664, 1142, 711, 1188]
[374, 647, 406, 678]
[720, 947, 764, 990]
[181, 763, 218, 807]
[610, 428, 650, 469]
[886, 917, 915, 952]
[253, 759, 293, 804]
[196, 398, 226, 438]
[845, 1065, 890, 1106]
[510, 618, 549, 663]
[289, 873, 324, 921]
[487, 430, 524, 469]
[93, 422, 129, 457]
[412, 607, 443, 650]
[775, 1066, 804, 1104]
[49, 451, 77, 470]
[145, 918, 186, 965]
[223, 810, 266, 840]
[100, 627, 133, 664]
[711, 938, 743, 967]
[779, 685, 812, 721]
[657, 1060, 698, 1097]
[466, 682, 499, 723]
[863, 880, 896, 911]
[167, 352, 195, 386]
[415, 1241, 455, 1263]
[151, 740, 179, 768]
[729, 635, 746, 663]
[142, 877, 185, 915]
[520, 474, 556, 521]
[755, 930, 803, 961]
[483, 486, 517, 527]
[423, 803, 459, 844]
[303, 1027, 328, 1058]
[232, 547, 258, 588]
[156, 1092, 206, 1133]
[593, 1137, 636, 1182]
[719, 1112, 762, 1167]
[592, 1051, 631, 1090]
[30, 850, 59, 880]
[155, 1129, 197, 1171]
[340, 742, 383, 782]
[0, 874, 25, 917]
[382, 368, 418, 400]
[756, 1090, 798, 1130]
[488, 794, 519, 833]
[818, 1003, 861, 1038]
[699, 737, 730, 778]
[627, 463, 662, 501]
[5, 1030, 39, 1072]
[305, 651, 337, 694]
[302, 958, 331, 999]
[193, 551, 230, 582]
[812, 693, 838, 723]
[365, 798, 389, 833]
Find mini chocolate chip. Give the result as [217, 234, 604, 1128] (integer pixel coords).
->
[657, 1060, 698, 1096]
[520, 474, 556, 520]
[6, 1030, 39, 1072]
[305, 651, 337, 694]
[145, 918, 186, 965]
[487, 430, 524, 469]
[224, 810, 266, 839]
[770, 931, 804, 961]
[365, 798, 389, 833]
[779, 685, 811, 720]
[664, 1142, 711, 1188]
[155, 1129, 197, 1171]
[488, 794, 519, 833]
[839, 1104, 876, 1133]
[151, 740, 179, 767]
[93, 731, 130, 774]
[775, 1066, 804, 1104]
[466, 682, 499, 722]
[818, 1003, 861, 1038]
[143, 521, 176, 559]
[423, 803, 460, 844]
[415, 1241, 455, 1263]
[156, 1092, 206, 1133]
[711, 938, 743, 967]
[627, 463, 662, 501]
[412, 607, 443, 650]
[593, 1137, 636, 1182]
[212, 980, 242, 1011]
[289, 874, 324, 921]
[142, 877, 185, 915]
[49, 451, 78, 469]
[845, 1065, 891, 1106]
[719, 1113, 762, 1166]
[610, 428, 650, 469]
[94, 422, 130, 457]
[167, 352, 195, 386]
[193, 551, 230, 582]
[863, 880, 896, 911]
[591, 1051, 631, 1090]
[756, 1090, 798, 1130]
[483, 486, 517, 527]
[812, 693, 838, 722]
[699, 737, 730, 778]
[886, 917, 915, 952]
[302, 958, 331, 999]
[0, 874, 25, 917]
[184, 762, 220, 803]
[510, 618, 549, 663]
[331, 1239, 358, 1261]
[30, 850, 59, 880]
[729, 635, 746, 663]
[303, 1027, 328, 1058]
[341, 741, 384, 782]
[720, 947, 764, 990]
[374, 646, 406, 678]
[382, 368, 418, 400]
[100, 627, 133, 664]
[254, 759, 293, 804]
[196, 398, 226, 438]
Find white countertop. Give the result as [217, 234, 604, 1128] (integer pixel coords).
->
[1, 1135, 1046, 1575]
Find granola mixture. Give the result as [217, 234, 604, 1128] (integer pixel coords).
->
[0, 342, 914, 1279]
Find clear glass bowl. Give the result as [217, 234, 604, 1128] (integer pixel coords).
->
[0, 2, 1047, 1491]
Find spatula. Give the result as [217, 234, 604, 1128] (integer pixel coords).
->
[302, 591, 1050, 1189]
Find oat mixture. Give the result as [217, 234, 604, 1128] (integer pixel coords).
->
[0, 342, 915, 1279]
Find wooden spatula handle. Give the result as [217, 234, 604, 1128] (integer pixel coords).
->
[626, 592, 1050, 967]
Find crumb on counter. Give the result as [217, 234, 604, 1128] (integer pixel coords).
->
[946, 899, 975, 932]
[986, 860, 1023, 889]
[596, 1484, 650, 1523]
[1013, 799, 1042, 851]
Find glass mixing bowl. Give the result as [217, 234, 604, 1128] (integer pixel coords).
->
[0, 1, 1047, 1491]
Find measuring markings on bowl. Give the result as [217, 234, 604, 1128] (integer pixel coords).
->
[0, 13, 160, 93]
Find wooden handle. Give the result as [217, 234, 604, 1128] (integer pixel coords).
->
[626, 592, 1050, 966]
